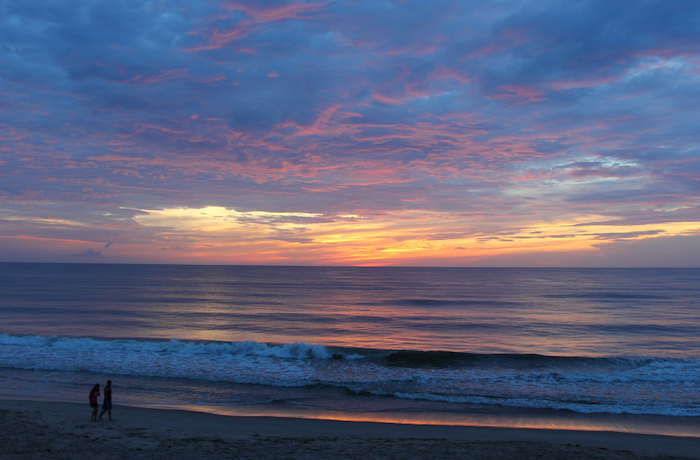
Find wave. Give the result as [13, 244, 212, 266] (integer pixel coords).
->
[2, 334, 700, 417]
[382, 350, 667, 370]
[0, 334, 342, 360]
[377, 299, 521, 307]
[1, 333, 695, 369]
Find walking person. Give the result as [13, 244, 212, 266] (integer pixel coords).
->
[98, 380, 114, 421]
[89, 383, 100, 421]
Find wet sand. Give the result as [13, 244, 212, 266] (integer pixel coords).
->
[2, 400, 699, 459]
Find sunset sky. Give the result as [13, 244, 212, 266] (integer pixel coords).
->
[1, 0, 699, 266]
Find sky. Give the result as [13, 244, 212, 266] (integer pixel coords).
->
[1, 0, 699, 267]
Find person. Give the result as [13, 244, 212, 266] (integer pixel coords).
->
[98, 380, 113, 421]
[89, 383, 100, 421]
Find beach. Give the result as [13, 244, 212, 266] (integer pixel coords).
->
[2, 400, 700, 459]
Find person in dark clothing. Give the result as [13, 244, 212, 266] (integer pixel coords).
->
[99, 380, 113, 421]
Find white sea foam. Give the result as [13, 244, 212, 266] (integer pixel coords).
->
[0, 334, 344, 387]
[1, 334, 699, 416]
[0, 334, 335, 359]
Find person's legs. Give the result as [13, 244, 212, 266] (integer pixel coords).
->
[100, 401, 112, 420]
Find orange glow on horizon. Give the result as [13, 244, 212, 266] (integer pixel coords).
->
[88, 206, 700, 264]
[3, 206, 698, 266]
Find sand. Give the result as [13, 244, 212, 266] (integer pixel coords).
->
[2, 400, 699, 459]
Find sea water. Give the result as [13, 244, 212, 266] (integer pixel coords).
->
[1, 264, 699, 434]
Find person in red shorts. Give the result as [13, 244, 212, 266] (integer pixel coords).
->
[89, 383, 100, 421]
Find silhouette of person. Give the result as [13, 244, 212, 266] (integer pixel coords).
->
[89, 383, 100, 421]
[98, 380, 113, 421]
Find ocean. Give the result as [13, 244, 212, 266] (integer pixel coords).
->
[1, 263, 699, 435]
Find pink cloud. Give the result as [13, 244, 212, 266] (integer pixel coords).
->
[488, 85, 547, 103]
[467, 28, 539, 59]
[186, 1, 328, 51]
[372, 93, 405, 105]
[116, 68, 188, 86]
[550, 75, 621, 91]
[429, 66, 472, 84]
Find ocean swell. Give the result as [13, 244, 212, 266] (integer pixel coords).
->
[2, 334, 699, 417]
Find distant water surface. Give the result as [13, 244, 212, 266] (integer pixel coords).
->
[1, 263, 699, 429]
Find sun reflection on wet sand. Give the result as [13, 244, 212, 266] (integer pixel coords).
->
[149, 404, 700, 438]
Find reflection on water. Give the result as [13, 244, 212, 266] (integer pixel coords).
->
[150, 404, 700, 438]
[2, 264, 700, 357]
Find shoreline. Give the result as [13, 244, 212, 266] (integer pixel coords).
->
[4, 388, 700, 439]
[158, 402, 700, 438]
[3, 400, 700, 459]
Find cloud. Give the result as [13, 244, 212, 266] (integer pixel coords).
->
[71, 248, 101, 257]
[0, 0, 699, 265]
